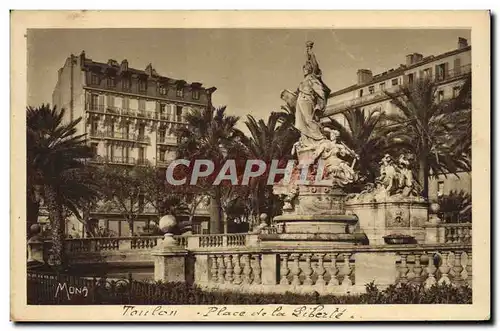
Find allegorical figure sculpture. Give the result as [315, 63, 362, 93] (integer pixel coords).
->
[313, 128, 359, 187]
[348, 154, 424, 203]
[282, 41, 332, 148]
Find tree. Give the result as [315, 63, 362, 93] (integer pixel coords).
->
[323, 107, 388, 186]
[27, 104, 100, 267]
[176, 106, 245, 233]
[384, 76, 472, 199]
[240, 112, 299, 219]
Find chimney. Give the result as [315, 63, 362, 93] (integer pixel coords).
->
[458, 37, 468, 49]
[145, 63, 154, 76]
[121, 59, 128, 71]
[356, 69, 373, 84]
[413, 53, 423, 63]
[406, 53, 424, 66]
[406, 54, 413, 66]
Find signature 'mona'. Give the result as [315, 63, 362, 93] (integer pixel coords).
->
[54, 282, 89, 300]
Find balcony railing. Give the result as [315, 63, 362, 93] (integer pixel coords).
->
[326, 64, 472, 114]
[157, 136, 178, 145]
[86, 104, 187, 124]
[88, 130, 151, 144]
[89, 155, 136, 165]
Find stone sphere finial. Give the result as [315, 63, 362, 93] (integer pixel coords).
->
[29, 224, 41, 236]
[429, 202, 441, 214]
[259, 213, 268, 223]
[159, 215, 176, 234]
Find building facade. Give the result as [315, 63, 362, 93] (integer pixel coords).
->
[52, 51, 214, 237]
[323, 37, 472, 201]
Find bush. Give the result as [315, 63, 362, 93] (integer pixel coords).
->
[125, 281, 472, 305]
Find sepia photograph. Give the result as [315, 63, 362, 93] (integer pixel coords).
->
[10, 10, 490, 322]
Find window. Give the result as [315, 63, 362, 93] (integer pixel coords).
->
[90, 120, 98, 135]
[106, 95, 115, 111]
[379, 82, 386, 90]
[108, 123, 115, 137]
[107, 77, 116, 88]
[159, 85, 167, 95]
[90, 143, 98, 156]
[436, 63, 447, 81]
[176, 88, 184, 98]
[176, 105, 183, 122]
[122, 123, 129, 138]
[423, 68, 431, 79]
[138, 124, 145, 139]
[139, 80, 147, 92]
[138, 147, 145, 163]
[90, 94, 99, 110]
[138, 99, 146, 112]
[159, 148, 166, 161]
[122, 97, 129, 110]
[159, 103, 166, 116]
[408, 73, 414, 85]
[358, 89, 364, 98]
[90, 74, 100, 85]
[391, 78, 399, 86]
[437, 181, 444, 197]
[192, 89, 200, 100]
[122, 78, 131, 90]
[453, 86, 461, 98]
[437, 90, 444, 102]
[158, 128, 166, 142]
[368, 86, 374, 94]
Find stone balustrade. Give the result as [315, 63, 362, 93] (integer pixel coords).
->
[190, 244, 472, 294]
[440, 223, 472, 244]
[58, 232, 472, 295]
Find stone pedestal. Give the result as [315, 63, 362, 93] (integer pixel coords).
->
[355, 252, 398, 287]
[151, 234, 188, 283]
[345, 200, 428, 245]
[27, 235, 45, 264]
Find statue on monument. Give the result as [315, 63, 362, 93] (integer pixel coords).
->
[282, 41, 332, 148]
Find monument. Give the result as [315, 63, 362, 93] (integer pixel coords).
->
[263, 41, 368, 248]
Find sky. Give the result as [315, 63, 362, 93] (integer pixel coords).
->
[27, 28, 470, 133]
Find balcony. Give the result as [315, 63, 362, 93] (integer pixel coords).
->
[326, 64, 472, 115]
[88, 130, 151, 144]
[157, 136, 178, 145]
[86, 104, 155, 121]
[89, 155, 136, 166]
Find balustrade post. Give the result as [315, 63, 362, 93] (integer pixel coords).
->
[398, 253, 409, 284]
[451, 251, 464, 285]
[209, 254, 218, 283]
[291, 254, 301, 286]
[222, 235, 228, 247]
[438, 252, 452, 285]
[194, 253, 210, 284]
[424, 253, 437, 289]
[340, 254, 353, 288]
[187, 235, 199, 249]
[302, 254, 314, 286]
[315, 254, 326, 287]
[252, 254, 262, 285]
[232, 254, 242, 285]
[412, 253, 423, 285]
[327, 253, 339, 286]
[279, 254, 290, 285]
[151, 239, 188, 283]
[224, 255, 234, 284]
[120, 238, 132, 251]
[242, 254, 253, 285]
[217, 255, 225, 284]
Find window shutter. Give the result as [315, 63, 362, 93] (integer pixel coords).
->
[454, 58, 461, 76]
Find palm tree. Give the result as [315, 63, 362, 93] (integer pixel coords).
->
[176, 106, 244, 233]
[240, 112, 299, 220]
[323, 107, 388, 186]
[384, 76, 471, 199]
[27, 104, 100, 267]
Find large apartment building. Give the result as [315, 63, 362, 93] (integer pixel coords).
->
[52, 51, 215, 237]
[323, 37, 472, 200]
